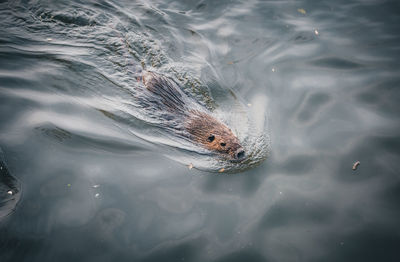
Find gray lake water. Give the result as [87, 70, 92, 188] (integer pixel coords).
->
[1, 0, 399, 261]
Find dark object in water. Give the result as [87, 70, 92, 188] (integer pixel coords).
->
[0, 149, 21, 220]
[142, 71, 245, 161]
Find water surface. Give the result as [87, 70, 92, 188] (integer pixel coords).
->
[1, 0, 400, 261]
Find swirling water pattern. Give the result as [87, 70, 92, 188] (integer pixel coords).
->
[1, 0, 269, 172]
[0, 0, 400, 261]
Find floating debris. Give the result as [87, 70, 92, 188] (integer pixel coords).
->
[247, 103, 252, 107]
[92, 184, 100, 188]
[95, 193, 100, 198]
[271, 67, 276, 72]
[218, 168, 225, 173]
[297, 8, 306, 15]
[188, 163, 193, 170]
[67, 183, 71, 187]
[7, 190, 13, 195]
[352, 161, 360, 170]
[314, 29, 319, 35]
[227, 61, 234, 65]
[46, 38, 53, 41]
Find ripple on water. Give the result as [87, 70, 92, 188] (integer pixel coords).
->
[296, 92, 331, 123]
[309, 57, 363, 69]
[0, 1, 272, 172]
[1, 0, 400, 261]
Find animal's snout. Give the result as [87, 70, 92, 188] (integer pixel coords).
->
[235, 148, 245, 160]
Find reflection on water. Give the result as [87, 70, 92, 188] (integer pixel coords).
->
[1, 0, 400, 261]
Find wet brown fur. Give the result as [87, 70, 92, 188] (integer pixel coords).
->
[184, 110, 242, 159]
[142, 71, 244, 160]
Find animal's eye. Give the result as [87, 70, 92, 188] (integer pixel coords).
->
[220, 142, 226, 147]
[207, 135, 215, 142]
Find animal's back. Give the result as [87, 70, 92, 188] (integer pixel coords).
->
[142, 71, 187, 115]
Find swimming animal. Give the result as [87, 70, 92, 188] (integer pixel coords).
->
[141, 71, 245, 161]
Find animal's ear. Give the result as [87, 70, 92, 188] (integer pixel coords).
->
[207, 135, 215, 142]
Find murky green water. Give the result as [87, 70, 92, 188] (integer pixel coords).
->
[1, 0, 400, 261]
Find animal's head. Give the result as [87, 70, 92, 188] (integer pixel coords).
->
[185, 111, 245, 161]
